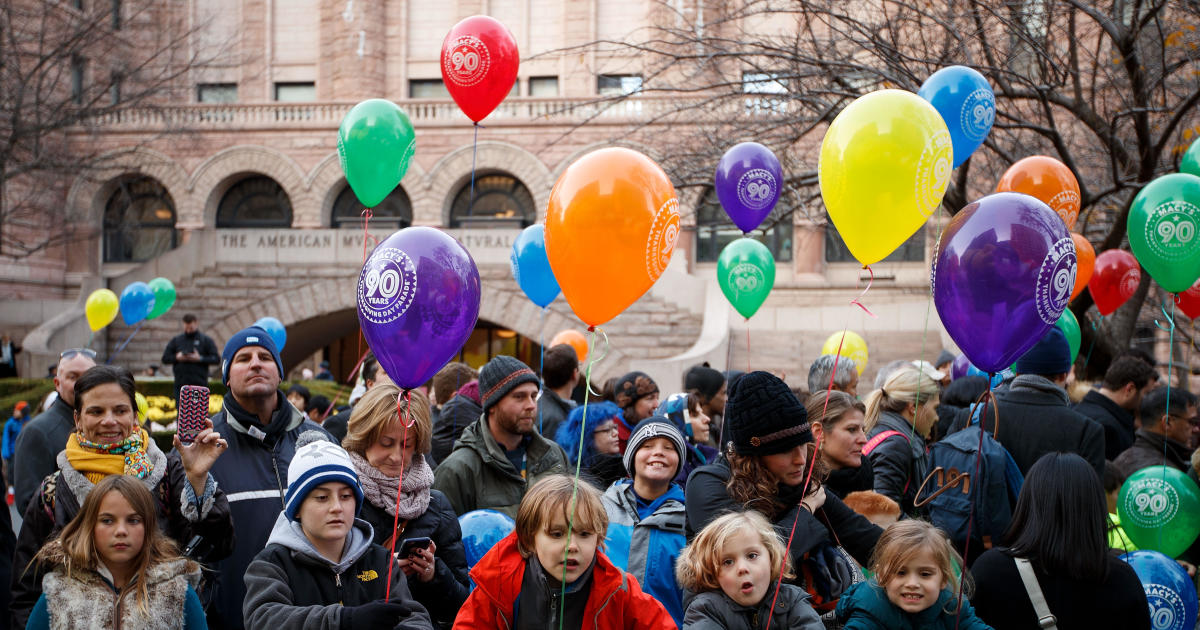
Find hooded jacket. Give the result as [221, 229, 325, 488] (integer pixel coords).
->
[206, 391, 331, 629]
[683, 582, 822, 630]
[431, 394, 483, 465]
[865, 412, 927, 514]
[432, 416, 568, 518]
[454, 532, 676, 630]
[243, 513, 432, 630]
[1113, 429, 1193, 477]
[602, 480, 687, 626]
[834, 580, 991, 630]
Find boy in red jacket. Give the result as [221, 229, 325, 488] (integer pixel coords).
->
[455, 474, 675, 629]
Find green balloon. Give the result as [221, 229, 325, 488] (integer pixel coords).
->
[1127, 173, 1200, 292]
[337, 99, 416, 208]
[1118, 466, 1200, 558]
[1182, 138, 1200, 178]
[146, 277, 176, 320]
[1055, 309, 1080, 363]
[717, 238, 776, 319]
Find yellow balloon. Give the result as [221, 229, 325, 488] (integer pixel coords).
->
[85, 289, 120, 332]
[821, 330, 868, 375]
[135, 392, 148, 425]
[819, 89, 953, 265]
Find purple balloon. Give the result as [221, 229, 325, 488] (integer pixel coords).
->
[950, 353, 970, 380]
[933, 192, 1076, 373]
[357, 226, 481, 389]
[715, 142, 783, 234]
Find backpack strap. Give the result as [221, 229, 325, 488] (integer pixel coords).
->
[861, 430, 908, 457]
[1014, 558, 1058, 630]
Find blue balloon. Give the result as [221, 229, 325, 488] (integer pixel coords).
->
[253, 317, 287, 351]
[1120, 550, 1198, 630]
[918, 66, 995, 168]
[118, 282, 155, 326]
[965, 362, 1012, 388]
[460, 509, 515, 569]
[510, 224, 560, 308]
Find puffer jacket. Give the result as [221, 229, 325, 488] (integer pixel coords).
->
[243, 513, 432, 630]
[835, 580, 991, 630]
[431, 416, 568, 518]
[865, 412, 927, 514]
[454, 532, 675, 629]
[602, 480, 687, 626]
[11, 441, 233, 629]
[359, 486, 469, 628]
[683, 582, 822, 630]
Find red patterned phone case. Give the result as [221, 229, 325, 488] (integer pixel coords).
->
[178, 385, 210, 444]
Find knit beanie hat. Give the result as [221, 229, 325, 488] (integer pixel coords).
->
[623, 417, 687, 480]
[655, 393, 693, 439]
[221, 326, 283, 385]
[684, 364, 725, 399]
[614, 371, 659, 410]
[478, 356, 539, 412]
[1015, 326, 1072, 376]
[725, 371, 812, 456]
[284, 432, 363, 521]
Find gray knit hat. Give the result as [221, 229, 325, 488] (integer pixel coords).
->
[623, 417, 687, 480]
[478, 355, 540, 412]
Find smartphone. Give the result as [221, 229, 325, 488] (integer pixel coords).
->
[178, 385, 210, 445]
[397, 536, 432, 558]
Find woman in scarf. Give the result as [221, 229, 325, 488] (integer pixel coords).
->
[11, 365, 233, 628]
[342, 383, 468, 629]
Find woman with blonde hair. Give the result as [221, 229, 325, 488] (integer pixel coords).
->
[806, 390, 871, 499]
[342, 382, 468, 628]
[862, 366, 940, 515]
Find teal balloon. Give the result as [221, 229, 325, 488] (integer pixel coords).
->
[1118, 466, 1200, 558]
[717, 238, 775, 319]
[1182, 138, 1200, 177]
[146, 277, 176, 320]
[337, 99, 416, 208]
[1055, 309, 1080, 363]
[1127, 173, 1200, 292]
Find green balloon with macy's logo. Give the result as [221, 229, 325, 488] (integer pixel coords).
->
[1117, 466, 1200, 559]
[717, 237, 776, 319]
[1127, 173, 1200, 293]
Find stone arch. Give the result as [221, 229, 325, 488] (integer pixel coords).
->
[549, 140, 664, 185]
[67, 147, 191, 227]
[421, 142, 553, 225]
[308, 152, 426, 227]
[189, 146, 308, 227]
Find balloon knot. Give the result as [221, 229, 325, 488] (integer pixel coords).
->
[587, 326, 595, 332]
[850, 265, 879, 318]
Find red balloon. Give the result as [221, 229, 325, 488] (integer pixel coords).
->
[1089, 249, 1140, 316]
[440, 16, 519, 123]
[1178, 280, 1200, 320]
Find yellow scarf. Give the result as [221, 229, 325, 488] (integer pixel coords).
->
[65, 428, 152, 484]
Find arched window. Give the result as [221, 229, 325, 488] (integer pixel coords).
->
[825, 220, 925, 263]
[448, 172, 535, 228]
[695, 187, 793, 262]
[217, 176, 292, 227]
[103, 177, 177, 262]
[331, 183, 412, 229]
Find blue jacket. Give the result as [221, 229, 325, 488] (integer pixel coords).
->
[2, 415, 27, 460]
[835, 580, 992, 630]
[602, 480, 687, 627]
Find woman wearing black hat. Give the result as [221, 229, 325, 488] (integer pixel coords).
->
[684, 371, 882, 617]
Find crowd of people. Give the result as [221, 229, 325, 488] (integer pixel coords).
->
[0, 314, 1197, 629]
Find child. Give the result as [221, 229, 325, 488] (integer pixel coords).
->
[456, 474, 676, 629]
[676, 511, 823, 630]
[26, 475, 207, 629]
[835, 520, 992, 629]
[242, 436, 432, 629]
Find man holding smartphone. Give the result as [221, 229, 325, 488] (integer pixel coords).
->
[162, 313, 220, 402]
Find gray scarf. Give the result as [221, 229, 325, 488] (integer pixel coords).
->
[1008, 374, 1070, 404]
[347, 451, 434, 520]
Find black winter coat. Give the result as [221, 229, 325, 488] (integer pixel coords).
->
[865, 412, 927, 515]
[358, 489, 469, 628]
[1073, 390, 1137, 461]
[823, 458, 873, 500]
[11, 396, 74, 513]
[161, 331, 220, 389]
[431, 394, 481, 465]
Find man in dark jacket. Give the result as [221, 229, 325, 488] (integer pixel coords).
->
[161, 313, 220, 401]
[536, 344, 578, 438]
[11, 348, 96, 513]
[431, 380, 482, 464]
[978, 327, 1106, 480]
[432, 356, 568, 518]
[1114, 388, 1197, 477]
[1073, 356, 1158, 460]
[205, 326, 330, 629]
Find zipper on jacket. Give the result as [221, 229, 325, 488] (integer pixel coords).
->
[548, 587, 561, 629]
[112, 588, 124, 630]
[335, 570, 344, 605]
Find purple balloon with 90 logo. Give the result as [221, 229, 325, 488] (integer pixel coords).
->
[714, 142, 783, 234]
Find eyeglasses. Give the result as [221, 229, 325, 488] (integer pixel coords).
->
[1166, 414, 1200, 427]
[593, 424, 620, 435]
[59, 348, 98, 360]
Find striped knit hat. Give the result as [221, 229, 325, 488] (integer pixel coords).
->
[478, 355, 540, 412]
[284, 433, 363, 520]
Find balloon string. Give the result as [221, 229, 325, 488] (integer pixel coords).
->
[538, 307, 547, 434]
[583, 327, 611, 397]
[384, 389, 413, 602]
[850, 265, 879, 318]
[106, 321, 145, 365]
[561, 327, 600, 630]
[745, 324, 751, 373]
[1083, 315, 1100, 368]
[356, 207, 374, 390]
[1155, 298, 1178, 554]
[319, 349, 372, 423]
[86, 330, 94, 350]
[468, 123, 480, 219]
[953, 380, 994, 628]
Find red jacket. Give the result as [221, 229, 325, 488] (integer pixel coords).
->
[454, 532, 675, 630]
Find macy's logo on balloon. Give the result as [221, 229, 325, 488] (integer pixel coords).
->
[357, 248, 418, 325]
[1049, 189, 1080, 227]
[737, 169, 777, 210]
[1145, 584, 1186, 630]
[1119, 267, 1140, 299]
[958, 88, 994, 141]
[914, 132, 952, 217]
[728, 263, 764, 295]
[443, 35, 491, 87]
[1144, 201, 1198, 261]
[645, 198, 680, 281]
[1123, 478, 1179, 529]
[1034, 237, 1076, 325]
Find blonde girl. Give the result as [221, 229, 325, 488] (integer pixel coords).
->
[862, 365, 940, 513]
[676, 511, 822, 630]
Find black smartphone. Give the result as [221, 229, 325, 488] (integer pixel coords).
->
[397, 536, 432, 557]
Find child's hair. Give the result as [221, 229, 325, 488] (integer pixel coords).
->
[675, 511, 793, 592]
[869, 520, 969, 600]
[32, 475, 190, 616]
[515, 474, 609, 557]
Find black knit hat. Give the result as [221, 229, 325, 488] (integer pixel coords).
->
[684, 364, 725, 399]
[725, 371, 812, 456]
[478, 355, 540, 412]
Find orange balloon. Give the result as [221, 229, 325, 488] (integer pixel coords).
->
[1070, 232, 1095, 301]
[549, 329, 588, 363]
[545, 148, 680, 327]
[996, 156, 1081, 229]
